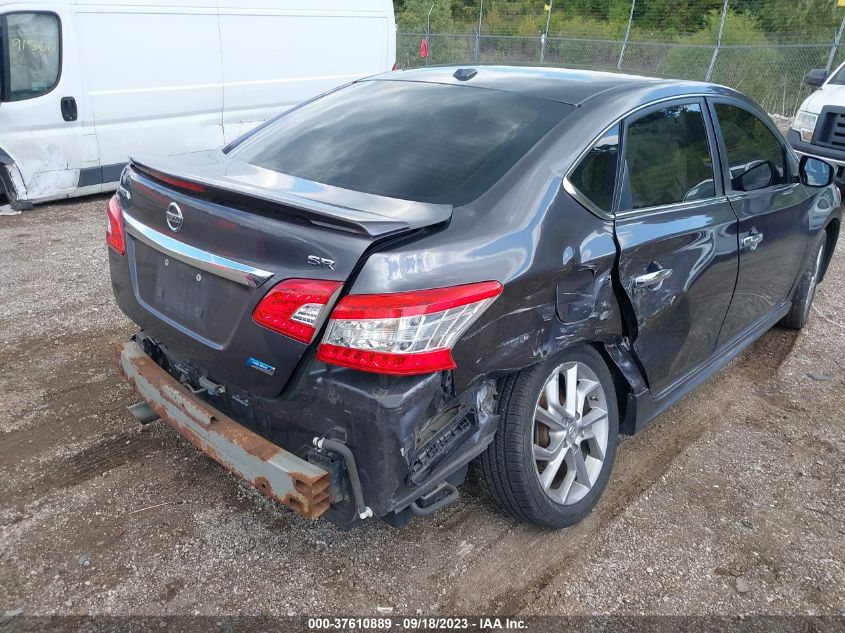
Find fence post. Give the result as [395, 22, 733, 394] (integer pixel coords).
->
[705, 0, 729, 81]
[825, 13, 845, 73]
[540, 1, 553, 63]
[425, 3, 434, 67]
[617, 0, 636, 69]
[475, 0, 483, 63]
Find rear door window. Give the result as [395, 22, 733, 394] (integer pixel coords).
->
[568, 124, 619, 215]
[1, 12, 61, 101]
[621, 102, 716, 211]
[229, 80, 574, 205]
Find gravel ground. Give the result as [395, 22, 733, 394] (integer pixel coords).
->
[0, 195, 844, 618]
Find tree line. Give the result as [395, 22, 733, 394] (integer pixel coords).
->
[395, 0, 842, 43]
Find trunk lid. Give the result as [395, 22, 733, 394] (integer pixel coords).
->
[117, 152, 452, 397]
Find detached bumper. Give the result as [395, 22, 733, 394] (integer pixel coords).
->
[117, 340, 331, 519]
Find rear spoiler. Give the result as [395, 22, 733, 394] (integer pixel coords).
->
[129, 155, 452, 239]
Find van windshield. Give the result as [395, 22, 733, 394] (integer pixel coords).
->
[829, 62, 845, 85]
[229, 80, 573, 205]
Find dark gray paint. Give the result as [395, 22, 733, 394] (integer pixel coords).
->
[108, 66, 842, 525]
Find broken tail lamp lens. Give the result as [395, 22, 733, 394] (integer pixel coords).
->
[106, 194, 126, 255]
[317, 281, 503, 375]
[253, 279, 343, 344]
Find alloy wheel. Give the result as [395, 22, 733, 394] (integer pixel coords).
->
[532, 361, 610, 506]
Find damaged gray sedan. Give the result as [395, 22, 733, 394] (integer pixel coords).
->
[108, 66, 840, 528]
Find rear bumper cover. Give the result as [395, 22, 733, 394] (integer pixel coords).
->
[117, 340, 332, 519]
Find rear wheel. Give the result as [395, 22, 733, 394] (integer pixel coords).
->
[481, 345, 619, 528]
[780, 238, 825, 330]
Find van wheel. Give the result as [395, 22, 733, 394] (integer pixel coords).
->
[481, 345, 619, 528]
[780, 238, 825, 330]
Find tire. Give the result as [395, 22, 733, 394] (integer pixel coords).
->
[780, 238, 825, 330]
[480, 345, 619, 528]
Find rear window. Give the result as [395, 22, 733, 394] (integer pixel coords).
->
[229, 80, 573, 205]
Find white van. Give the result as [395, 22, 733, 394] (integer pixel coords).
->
[0, 0, 396, 208]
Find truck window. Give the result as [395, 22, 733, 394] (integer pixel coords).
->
[1, 12, 60, 101]
[829, 63, 845, 85]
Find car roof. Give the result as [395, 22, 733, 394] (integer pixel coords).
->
[368, 65, 721, 106]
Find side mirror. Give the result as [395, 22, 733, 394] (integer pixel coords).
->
[732, 160, 774, 192]
[799, 155, 834, 188]
[804, 69, 827, 87]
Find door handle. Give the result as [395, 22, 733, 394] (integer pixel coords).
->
[741, 232, 764, 251]
[60, 97, 78, 122]
[634, 267, 673, 289]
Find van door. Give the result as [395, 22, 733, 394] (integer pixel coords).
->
[218, 0, 391, 143]
[74, 0, 224, 185]
[0, 6, 91, 203]
[614, 99, 739, 397]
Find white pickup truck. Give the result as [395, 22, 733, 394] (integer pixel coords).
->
[790, 60, 845, 181]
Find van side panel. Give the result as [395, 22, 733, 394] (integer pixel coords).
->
[0, 4, 92, 203]
[386, 0, 397, 70]
[75, 4, 224, 178]
[1, 0, 394, 202]
[218, 1, 391, 142]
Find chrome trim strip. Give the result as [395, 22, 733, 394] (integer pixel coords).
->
[563, 92, 740, 220]
[562, 177, 613, 221]
[563, 93, 715, 220]
[122, 212, 274, 288]
[614, 195, 728, 219]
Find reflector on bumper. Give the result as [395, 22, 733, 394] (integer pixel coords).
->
[117, 340, 331, 519]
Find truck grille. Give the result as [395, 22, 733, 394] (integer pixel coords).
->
[816, 108, 845, 149]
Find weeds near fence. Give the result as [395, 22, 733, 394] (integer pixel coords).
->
[395, 0, 845, 116]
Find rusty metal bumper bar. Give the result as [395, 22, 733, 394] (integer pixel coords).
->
[117, 340, 331, 519]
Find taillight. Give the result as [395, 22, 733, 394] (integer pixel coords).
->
[316, 281, 503, 376]
[253, 279, 343, 344]
[106, 194, 125, 255]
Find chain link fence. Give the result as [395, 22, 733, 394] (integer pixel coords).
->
[397, 32, 832, 117]
[395, 0, 845, 117]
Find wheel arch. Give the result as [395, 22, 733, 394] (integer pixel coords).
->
[819, 218, 840, 284]
[488, 338, 646, 438]
[0, 147, 26, 207]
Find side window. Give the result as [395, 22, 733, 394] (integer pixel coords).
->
[622, 102, 716, 211]
[714, 103, 787, 192]
[569, 124, 619, 215]
[1, 13, 61, 102]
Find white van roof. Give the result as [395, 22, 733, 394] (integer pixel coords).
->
[0, 0, 390, 8]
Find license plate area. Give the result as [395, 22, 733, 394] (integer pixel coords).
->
[152, 255, 211, 324]
[133, 241, 252, 344]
